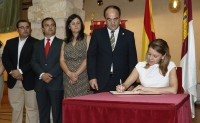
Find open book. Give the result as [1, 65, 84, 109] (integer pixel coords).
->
[110, 91, 161, 95]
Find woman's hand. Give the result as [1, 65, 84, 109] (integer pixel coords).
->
[116, 84, 126, 93]
[132, 85, 146, 92]
[68, 72, 78, 82]
[69, 79, 77, 84]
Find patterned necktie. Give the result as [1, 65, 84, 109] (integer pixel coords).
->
[110, 31, 115, 51]
[45, 38, 50, 57]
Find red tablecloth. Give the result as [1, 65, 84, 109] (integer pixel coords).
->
[62, 92, 192, 123]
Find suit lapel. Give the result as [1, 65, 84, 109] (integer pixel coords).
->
[20, 36, 32, 59]
[13, 38, 19, 63]
[46, 37, 58, 59]
[114, 27, 124, 52]
[41, 39, 46, 58]
[102, 27, 112, 51]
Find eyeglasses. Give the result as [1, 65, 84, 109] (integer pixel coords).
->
[18, 26, 30, 30]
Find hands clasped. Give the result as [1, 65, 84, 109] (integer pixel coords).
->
[42, 73, 53, 83]
[11, 70, 23, 80]
[68, 72, 78, 84]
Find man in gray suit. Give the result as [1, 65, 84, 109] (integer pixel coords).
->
[31, 17, 63, 123]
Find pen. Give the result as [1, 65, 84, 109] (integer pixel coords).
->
[120, 79, 122, 91]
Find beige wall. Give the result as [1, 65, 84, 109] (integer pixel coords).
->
[83, 0, 200, 83]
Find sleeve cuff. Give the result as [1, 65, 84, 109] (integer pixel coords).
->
[39, 73, 44, 80]
[18, 69, 23, 74]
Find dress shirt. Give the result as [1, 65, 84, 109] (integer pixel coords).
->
[107, 27, 120, 73]
[43, 35, 55, 47]
[17, 37, 28, 74]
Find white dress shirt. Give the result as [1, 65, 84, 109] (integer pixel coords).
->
[17, 37, 28, 74]
[107, 27, 120, 73]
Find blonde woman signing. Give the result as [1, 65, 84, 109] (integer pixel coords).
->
[116, 39, 178, 94]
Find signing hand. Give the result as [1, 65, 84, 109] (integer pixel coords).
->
[116, 84, 126, 93]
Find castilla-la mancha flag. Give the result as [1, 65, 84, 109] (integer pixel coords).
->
[180, 0, 197, 118]
[142, 0, 156, 61]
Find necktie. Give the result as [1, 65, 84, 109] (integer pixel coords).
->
[45, 38, 50, 57]
[110, 31, 115, 51]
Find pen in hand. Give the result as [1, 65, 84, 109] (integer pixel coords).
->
[120, 79, 123, 92]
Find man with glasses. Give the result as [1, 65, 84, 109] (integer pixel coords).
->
[31, 17, 63, 123]
[87, 5, 138, 93]
[2, 20, 39, 123]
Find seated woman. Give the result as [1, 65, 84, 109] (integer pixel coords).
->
[116, 39, 178, 94]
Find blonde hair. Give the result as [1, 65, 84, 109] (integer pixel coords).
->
[144, 39, 171, 76]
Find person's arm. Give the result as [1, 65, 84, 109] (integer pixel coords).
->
[31, 43, 44, 77]
[59, 42, 77, 82]
[2, 41, 15, 74]
[87, 31, 98, 90]
[76, 35, 91, 75]
[132, 67, 178, 94]
[116, 67, 139, 92]
[127, 32, 138, 89]
[0, 57, 4, 75]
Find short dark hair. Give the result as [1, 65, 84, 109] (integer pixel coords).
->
[65, 14, 85, 43]
[103, 5, 121, 18]
[41, 17, 56, 28]
[16, 20, 30, 28]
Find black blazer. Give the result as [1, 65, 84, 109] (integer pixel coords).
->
[2, 36, 38, 90]
[87, 27, 138, 90]
[31, 37, 63, 91]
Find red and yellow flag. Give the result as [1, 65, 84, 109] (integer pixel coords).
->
[141, 0, 156, 61]
[180, 0, 197, 118]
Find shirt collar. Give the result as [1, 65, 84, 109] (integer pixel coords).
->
[107, 26, 120, 35]
[45, 35, 55, 42]
[19, 36, 28, 42]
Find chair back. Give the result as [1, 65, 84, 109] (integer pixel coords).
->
[176, 67, 184, 93]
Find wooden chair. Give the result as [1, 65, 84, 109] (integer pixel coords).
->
[176, 67, 184, 94]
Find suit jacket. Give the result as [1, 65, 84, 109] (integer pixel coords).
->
[87, 27, 138, 90]
[31, 37, 63, 91]
[2, 36, 38, 91]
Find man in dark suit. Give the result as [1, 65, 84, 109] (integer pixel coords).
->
[2, 20, 39, 123]
[31, 17, 63, 123]
[87, 5, 138, 93]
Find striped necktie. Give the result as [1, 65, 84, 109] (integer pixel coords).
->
[110, 31, 115, 51]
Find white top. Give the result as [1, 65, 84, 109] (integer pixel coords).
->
[17, 37, 28, 74]
[136, 61, 176, 87]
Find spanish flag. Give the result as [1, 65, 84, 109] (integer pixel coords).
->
[141, 0, 156, 61]
[180, 0, 197, 118]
